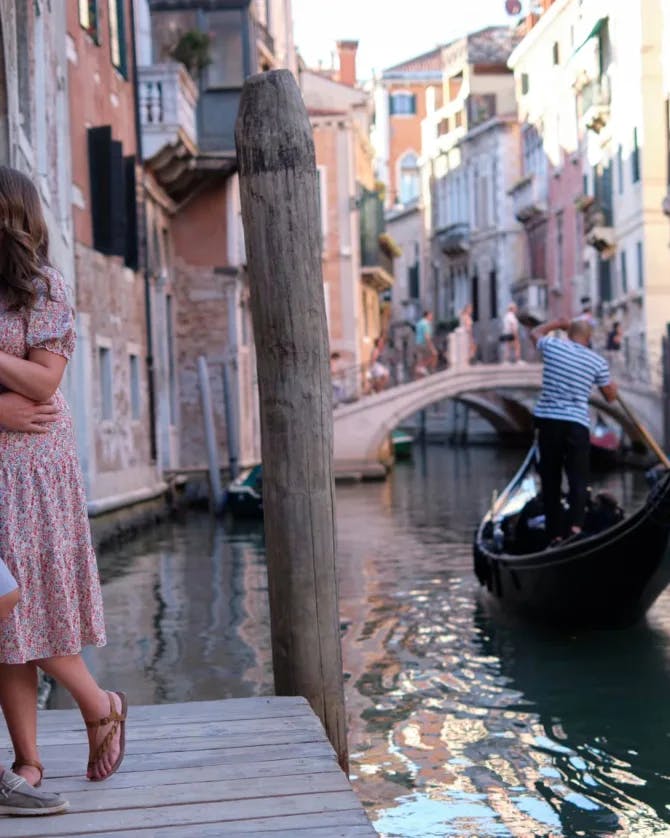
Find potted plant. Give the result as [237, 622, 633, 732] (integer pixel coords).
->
[170, 30, 212, 77]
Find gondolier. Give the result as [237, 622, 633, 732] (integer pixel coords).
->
[530, 317, 618, 544]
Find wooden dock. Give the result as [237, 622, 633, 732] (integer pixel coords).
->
[1, 696, 376, 837]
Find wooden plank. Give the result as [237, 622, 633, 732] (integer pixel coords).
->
[19, 742, 335, 779]
[53, 757, 339, 793]
[28, 714, 324, 746]
[32, 697, 313, 729]
[30, 727, 329, 763]
[78, 810, 375, 837]
[52, 772, 352, 813]
[92, 816, 375, 837]
[6, 791, 364, 836]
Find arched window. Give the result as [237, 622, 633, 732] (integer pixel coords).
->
[399, 152, 420, 205]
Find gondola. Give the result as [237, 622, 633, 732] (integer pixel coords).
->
[473, 446, 670, 628]
[590, 412, 622, 469]
[225, 465, 263, 518]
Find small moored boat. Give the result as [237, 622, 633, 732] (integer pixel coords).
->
[225, 465, 263, 518]
[473, 446, 670, 628]
[391, 429, 414, 460]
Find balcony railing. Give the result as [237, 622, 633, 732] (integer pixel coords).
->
[437, 222, 469, 255]
[138, 63, 198, 160]
[579, 76, 611, 134]
[509, 174, 547, 224]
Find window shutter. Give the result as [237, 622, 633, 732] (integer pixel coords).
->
[124, 155, 139, 269]
[88, 126, 114, 254]
[87, 126, 127, 258]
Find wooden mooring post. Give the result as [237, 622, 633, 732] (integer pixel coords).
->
[235, 70, 348, 772]
[664, 323, 670, 453]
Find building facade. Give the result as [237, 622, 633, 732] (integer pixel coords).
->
[512, 0, 669, 383]
[144, 0, 296, 476]
[421, 27, 523, 359]
[302, 42, 395, 395]
[67, 0, 162, 514]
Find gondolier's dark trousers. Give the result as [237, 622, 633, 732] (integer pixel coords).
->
[535, 417, 590, 540]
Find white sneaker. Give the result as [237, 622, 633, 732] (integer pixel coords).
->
[0, 770, 69, 816]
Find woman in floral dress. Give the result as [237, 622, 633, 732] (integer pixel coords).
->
[0, 166, 127, 784]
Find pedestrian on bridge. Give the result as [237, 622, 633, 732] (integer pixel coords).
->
[414, 310, 437, 377]
[530, 317, 618, 546]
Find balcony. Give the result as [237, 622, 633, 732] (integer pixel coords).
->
[579, 76, 611, 134]
[138, 63, 198, 160]
[359, 188, 395, 291]
[509, 174, 547, 224]
[437, 222, 469, 256]
[512, 278, 548, 322]
[579, 197, 616, 257]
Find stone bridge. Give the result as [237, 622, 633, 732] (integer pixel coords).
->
[333, 362, 663, 478]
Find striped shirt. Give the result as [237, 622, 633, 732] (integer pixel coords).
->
[534, 336, 611, 428]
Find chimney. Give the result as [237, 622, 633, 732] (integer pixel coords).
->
[336, 40, 359, 86]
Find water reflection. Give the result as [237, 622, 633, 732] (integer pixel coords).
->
[51, 444, 670, 837]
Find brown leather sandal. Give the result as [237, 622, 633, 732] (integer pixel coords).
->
[85, 690, 128, 782]
[10, 759, 44, 788]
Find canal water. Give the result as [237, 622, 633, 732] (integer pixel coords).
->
[53, 445, 669, 837]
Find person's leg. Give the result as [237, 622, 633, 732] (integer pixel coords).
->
[537, 419, 566, 541]
[564, 422, 591, 533]
[0, 587, 19, 621]
[0, 662, 41, 786]
[38, 654, 124, 781]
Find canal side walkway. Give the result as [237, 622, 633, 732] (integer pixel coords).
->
[1, 696, 375, 837]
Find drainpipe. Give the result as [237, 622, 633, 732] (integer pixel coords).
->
[129, 0, 158, 463]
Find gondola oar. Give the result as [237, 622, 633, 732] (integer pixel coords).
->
[616, 393, 670, 469]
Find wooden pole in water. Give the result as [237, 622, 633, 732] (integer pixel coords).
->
[235, 70, 348, 772]
[197, 355, 224, 512]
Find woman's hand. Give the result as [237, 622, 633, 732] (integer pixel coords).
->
[0, 392, 60, 433]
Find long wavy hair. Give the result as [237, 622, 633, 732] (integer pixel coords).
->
[0, 166, 51, 310]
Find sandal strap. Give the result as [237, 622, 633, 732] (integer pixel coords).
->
[85, 692, 126, 729]
[11, 759, 44, 780]
[87, 721, 120, 767]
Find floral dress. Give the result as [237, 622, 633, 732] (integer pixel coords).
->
[0, 267, 106, 664]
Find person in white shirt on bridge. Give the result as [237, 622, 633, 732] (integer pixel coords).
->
[530, 317, 618, 546]
[500, 302, 521, 363]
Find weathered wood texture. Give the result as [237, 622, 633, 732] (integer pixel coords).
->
[0, 697, 375, 837]
[235, 69, 348, 771]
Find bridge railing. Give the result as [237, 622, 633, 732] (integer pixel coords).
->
[331, 329, 664, 408]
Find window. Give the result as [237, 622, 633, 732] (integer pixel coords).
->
[79, 0, 99, 41]
[521, 73, 529, 95]
[636, 240, 644, 287]
[632, 127, 640, 183]
[399, 152, 420, 205]
[471, 274, 479, 322]
[317, 166, 327, 248]
[552, 42, 560, 65]
[617, 144, 623, 194]
[598, 257, 612, 303]
[620, 249, 628, 294]
[489, 269, 498, 320]
[129, 354, 141, 420]
[98, 346, 113, 420]
[556, 211, 564, 290]
[390, 92, 417, 116]
[108, 0, 127, 77]
[206, 10, 245, 89]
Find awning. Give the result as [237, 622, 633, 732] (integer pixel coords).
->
[570, 17, 608, 60]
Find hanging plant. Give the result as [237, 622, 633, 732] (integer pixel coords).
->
[170, 30, 212, 76]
